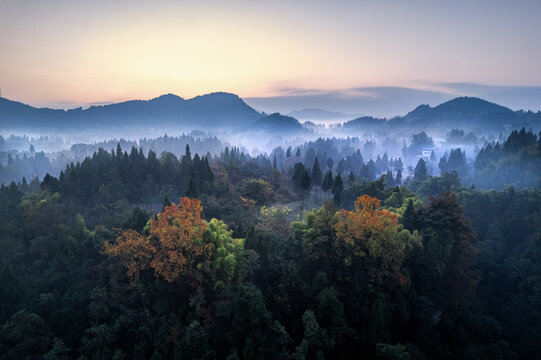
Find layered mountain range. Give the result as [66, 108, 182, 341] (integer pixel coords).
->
[1, 93, 539, 133]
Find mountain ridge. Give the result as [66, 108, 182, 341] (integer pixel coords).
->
[0, 92, 262, 130]
[1, 94, 539, 132]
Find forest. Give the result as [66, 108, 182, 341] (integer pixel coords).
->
[1, 125, 541, 359]
[3, 0, 541, 357]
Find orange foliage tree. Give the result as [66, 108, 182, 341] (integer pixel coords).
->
[335, 195, 416, 289]
[104, 197, 211, 283]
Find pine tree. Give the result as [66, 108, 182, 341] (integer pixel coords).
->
[385, 170, 395, 188]
[332, 174, 343, 194]
[332, 174, 343, 207]
[402, 199, 416, 231]
[293, 163, 311, 210]
[311, 158, 322, 187]
[185, 178, 200, 198]
[326, 157, 334, 170]
[185, 144, 192, 161]
[311, 157, 323, 202]
[367, 159, 376, 180]
[414, 158, 427, 182]
[322, 171, 333, 200]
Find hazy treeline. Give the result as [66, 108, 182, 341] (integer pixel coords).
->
[2, 126, 541, 193]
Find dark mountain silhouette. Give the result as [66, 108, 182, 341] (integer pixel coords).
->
[249, 113, 307, 134]
[403, 97, 523, 128]
[0, 92, 262, 130]
[404, 104, 432, 122]
[342, 116, 385, 129]
[337, 97, 540, 132]
[2, 94, 539, 133]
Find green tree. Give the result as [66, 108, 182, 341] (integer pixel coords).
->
[413, 158, 427, 182]
[332, 174, 343, 207]
[185, 178, 200, 198]
[322, 171, 333, 200]
[312, 157, 323, 201]
[293, 163, 311, 210]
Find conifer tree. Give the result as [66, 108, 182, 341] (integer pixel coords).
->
[322, 170, 333, 200]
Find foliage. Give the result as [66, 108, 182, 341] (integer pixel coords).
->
[105, 197, 210, 283]
[1, 140, 541, 359]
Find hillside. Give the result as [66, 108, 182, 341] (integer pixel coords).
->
[249, 113, 307, 134]
[0, 92, 262, 130]
[404, 97, 522, 128]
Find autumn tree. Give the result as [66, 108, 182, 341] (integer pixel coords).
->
[105, 197, 211, 283]
[334, 195, 420, 290]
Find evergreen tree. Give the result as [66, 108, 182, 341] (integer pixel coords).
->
[385, 170, 395, 188]
[414, 158, 428, 182]
[439, 155, 448, 174]
[367, 159, 377, 181]
[402, 199, 416, 231]
[337, 159, 345, 175]
[332, 174, 343, 207]
[311, 158, 323, 187]
[185, 144, 192, 161]
[326, 157, 334, 170]
[322, 171, 333, 199]
[293, 163, 311, 210]
[185, 178, 199, 198]
[311, 157, 323, 202]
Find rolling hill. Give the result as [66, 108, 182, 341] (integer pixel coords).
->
[0, 92, 262, 130]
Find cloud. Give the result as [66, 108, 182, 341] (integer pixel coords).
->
[245, 84, 541, 118]
[245, 86, 454, 118]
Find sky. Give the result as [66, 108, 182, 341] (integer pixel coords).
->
[1, 0, 540, 114]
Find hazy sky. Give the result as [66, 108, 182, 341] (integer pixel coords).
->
[1, 0, 540, 109]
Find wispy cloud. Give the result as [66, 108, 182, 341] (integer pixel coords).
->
[245, 84, 541, 118]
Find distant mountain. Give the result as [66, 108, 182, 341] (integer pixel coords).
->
[2, 94, 538, 134]
[338, 97, 540, 132]
[287, 108, 359, 121]
[250, 113, 307, 134]
[404, 97, 522, 128]
[342, 116, 386, 129]
[404, 104, 432, 122]
[0, 92, 262, 130]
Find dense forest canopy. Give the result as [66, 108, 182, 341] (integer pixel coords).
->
[1, 94, 541, 359]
